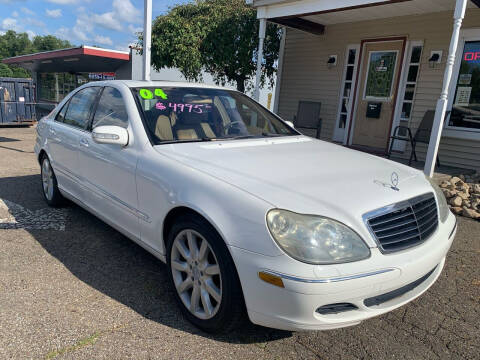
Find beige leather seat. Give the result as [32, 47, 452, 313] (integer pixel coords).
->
[174, 111, 216, 140]
[154, 112, 177, 141]
[201, 123, 216, 138]
[176, 128, 198, 140]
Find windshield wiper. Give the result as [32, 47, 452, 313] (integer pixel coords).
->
[228, 132, 285, 140]
[261, 132, 285, 137]
[228, 135, 260, 140]
[158, 138, 214, 145]
[159, 132, 288, 144]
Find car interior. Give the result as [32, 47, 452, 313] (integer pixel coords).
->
[141, 92, 274, 142]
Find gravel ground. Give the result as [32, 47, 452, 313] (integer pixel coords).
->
[0, 126, 479, 360]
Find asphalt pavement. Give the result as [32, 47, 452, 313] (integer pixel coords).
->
[0, 126, 479, 360]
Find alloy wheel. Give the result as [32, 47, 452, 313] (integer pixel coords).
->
[42, 158, 54, 201]
[171, 229, 222, 320]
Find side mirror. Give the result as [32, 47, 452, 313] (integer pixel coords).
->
[285, 121, 295, 129]
[92, 126, 129, 146]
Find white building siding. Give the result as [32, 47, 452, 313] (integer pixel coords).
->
[277, 9, 480, 171]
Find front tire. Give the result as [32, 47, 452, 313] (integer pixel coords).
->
[40, 155, 64, 207]
[166, 215, 245, 333]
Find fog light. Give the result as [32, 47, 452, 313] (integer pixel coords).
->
[316, 303, 358, 315]
[258, 271, 284, 288]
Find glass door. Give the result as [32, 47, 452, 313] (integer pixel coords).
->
[391, 41, 423, 152]
[449, 40, 480, 131]
[333, 44, 360, 143]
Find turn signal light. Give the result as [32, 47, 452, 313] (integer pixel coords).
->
[258, 271, 284, 288]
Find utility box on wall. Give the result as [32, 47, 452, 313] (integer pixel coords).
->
[366, 102, 382, 118]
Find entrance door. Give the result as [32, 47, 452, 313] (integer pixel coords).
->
[352, 40, 404, 150]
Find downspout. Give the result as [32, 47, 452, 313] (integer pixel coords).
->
[424, 0, 467, 177]
[254, 18, 267, 100]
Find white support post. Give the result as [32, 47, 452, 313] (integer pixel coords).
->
[424, 0, 467, 177]
[273, 27, 286, 114]
[143, 0, 152, 81]
[254, 18, 267, 100]
[54, 73, 59, 103]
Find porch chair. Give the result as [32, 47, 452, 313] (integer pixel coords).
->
[387, 110, 448, 166]
[293, 101, 322, 139]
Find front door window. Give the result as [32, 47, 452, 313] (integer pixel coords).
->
[449, 41, 480, 130]
[92, 87, 129, 129]
[64, 87, 101, 129]
[364, 51, 398, 100]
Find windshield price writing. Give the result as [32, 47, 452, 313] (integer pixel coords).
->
[155, 102, 212, 114]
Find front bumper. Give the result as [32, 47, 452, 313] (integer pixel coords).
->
[230, 213, 456, 331]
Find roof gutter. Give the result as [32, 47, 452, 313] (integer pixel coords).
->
[251, 0, 412, 19]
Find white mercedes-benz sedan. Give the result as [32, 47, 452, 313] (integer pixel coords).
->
[35, 80, 457, 333]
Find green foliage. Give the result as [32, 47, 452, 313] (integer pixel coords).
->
[151, 2, 211, 83]
[32, 35, 72, 53]
[0, 30, 32, 60]
[10, 66, 31, 78]
[150, 0, 281, 92]
[0, 30, 73, 79]
[0, 63, 14, 77]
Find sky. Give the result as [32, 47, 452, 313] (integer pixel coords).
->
[0, 0, 190, 52]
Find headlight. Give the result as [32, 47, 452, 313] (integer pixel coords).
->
[426, 176, 450, 223]
[266, 209, 370, 264]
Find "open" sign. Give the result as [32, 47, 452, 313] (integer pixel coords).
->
[464, 52, 480, 61]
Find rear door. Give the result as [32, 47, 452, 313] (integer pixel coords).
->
[77, 86, 139, 240]
[47, 87, 101, 199]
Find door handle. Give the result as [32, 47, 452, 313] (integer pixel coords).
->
[49, 128, 56, 136]
[80, 138, 89, 148]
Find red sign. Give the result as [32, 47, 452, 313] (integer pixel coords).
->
[88, 72, 116, 80]
[464, 52, 480, 61]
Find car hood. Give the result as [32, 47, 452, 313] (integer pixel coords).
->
[155, 136, 431, 246]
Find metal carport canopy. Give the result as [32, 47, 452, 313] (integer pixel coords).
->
[2, 46, 130, 73]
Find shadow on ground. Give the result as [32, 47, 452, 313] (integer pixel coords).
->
[0, 173, 292, 345]
[0, 136, 21, 142]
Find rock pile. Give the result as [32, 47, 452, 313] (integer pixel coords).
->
[439, 174, 480, 220]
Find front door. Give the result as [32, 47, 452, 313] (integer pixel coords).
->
[352, 40, 404, 150]
[77, 86, 139, 241]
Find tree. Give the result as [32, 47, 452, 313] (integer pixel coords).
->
[0, 30, 33, 59]
[10, 66, 31, 78]
[150, 0, 281, 92]
[0, 63, 13, 77]
[32, 35, 72, 52]
[0, 31, 73, 78]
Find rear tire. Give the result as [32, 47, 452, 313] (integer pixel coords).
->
[40, 155, 64, 207]
[166, 214, 246, 333]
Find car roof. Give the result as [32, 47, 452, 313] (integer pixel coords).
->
[88, 80, 233, 91]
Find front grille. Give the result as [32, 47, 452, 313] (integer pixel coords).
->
[364, 193, 438, 253]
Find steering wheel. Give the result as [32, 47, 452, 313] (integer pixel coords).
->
[223, 121, 242, 135]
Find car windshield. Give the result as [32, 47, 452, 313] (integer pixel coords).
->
[132, 87, 297, 144]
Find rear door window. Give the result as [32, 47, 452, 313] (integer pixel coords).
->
[64, 87, 100, 129]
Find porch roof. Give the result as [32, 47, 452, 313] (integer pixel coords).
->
[248, 0, 479, 34]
